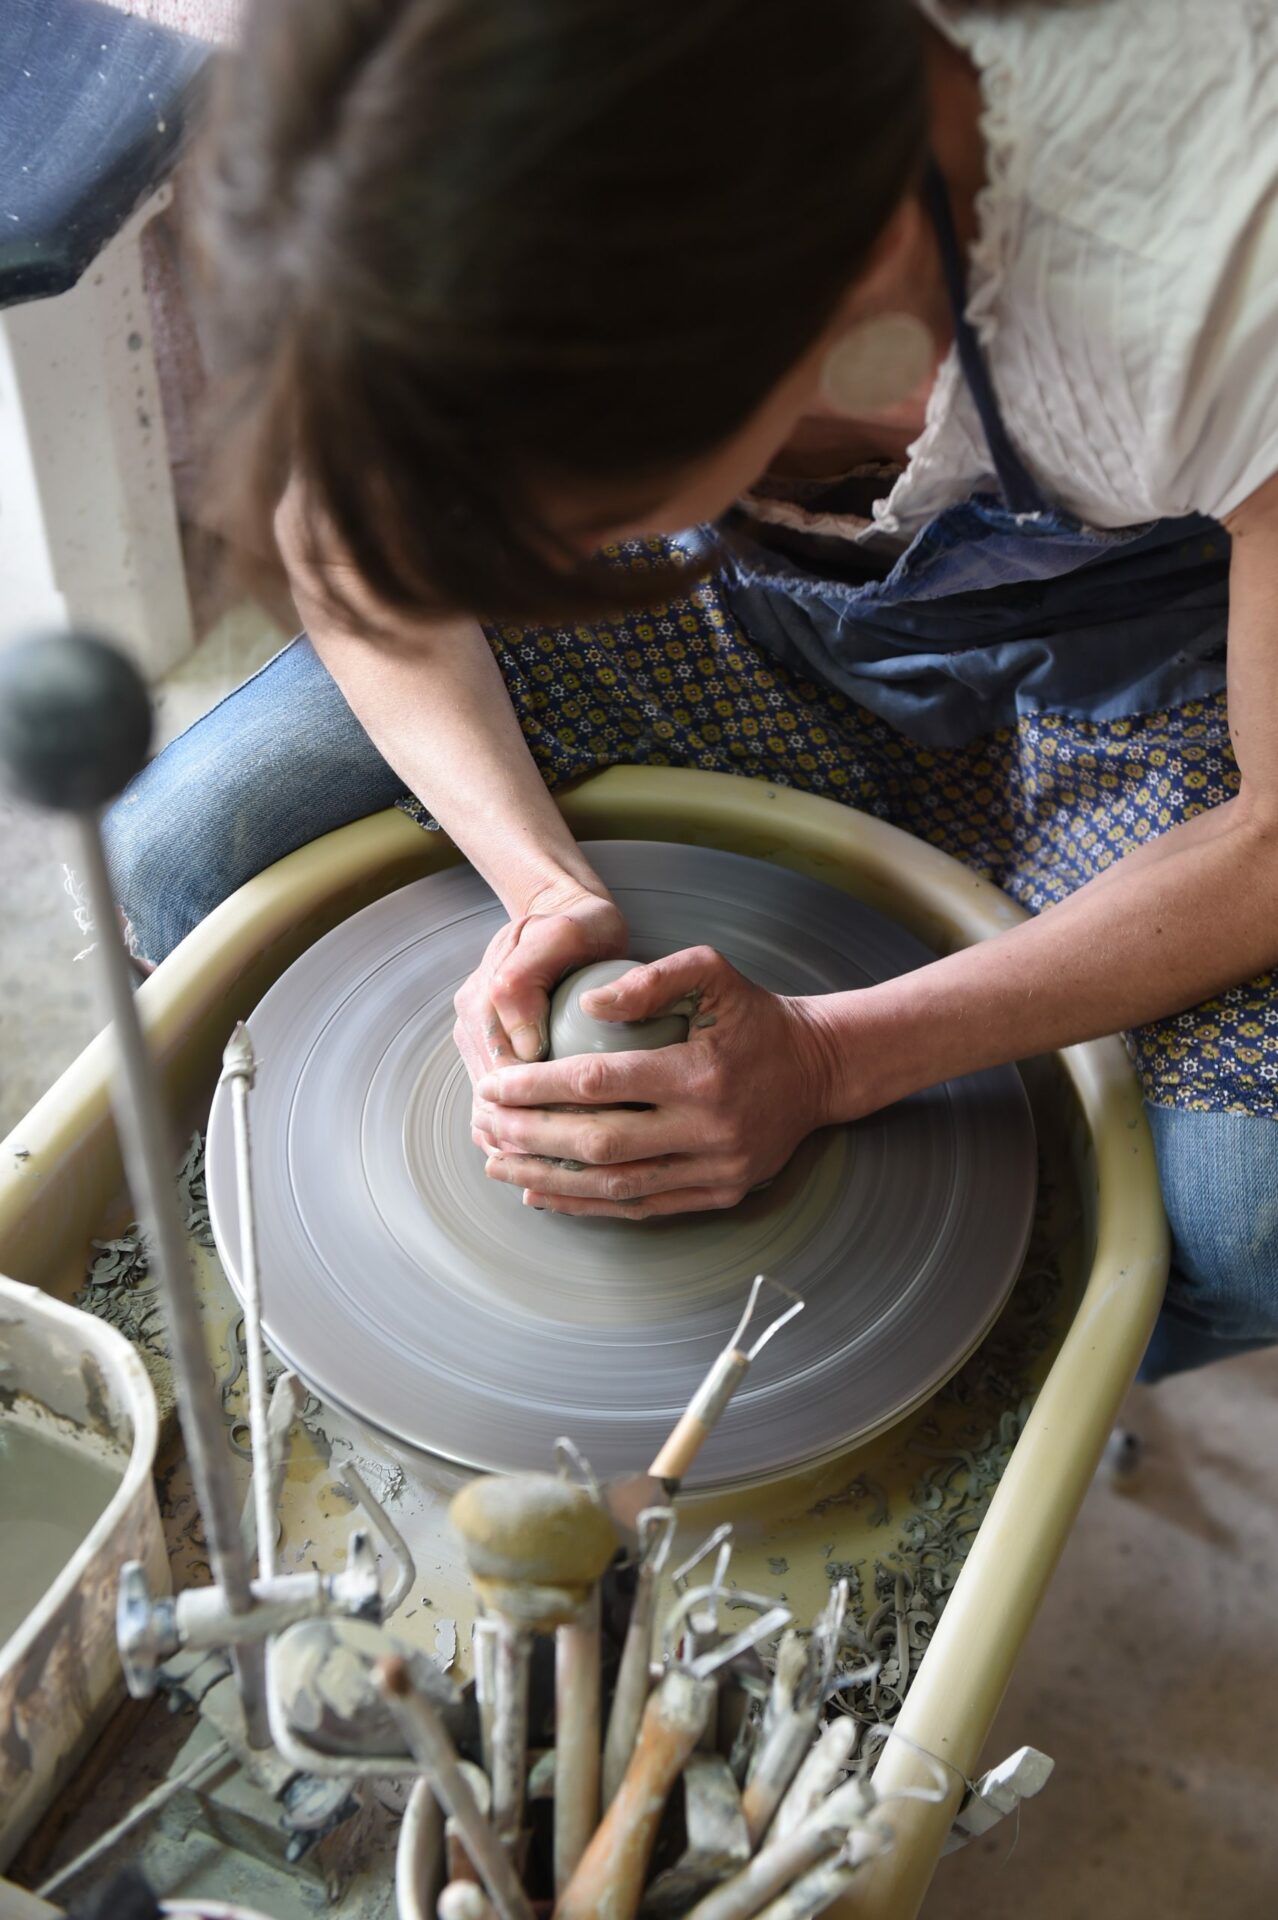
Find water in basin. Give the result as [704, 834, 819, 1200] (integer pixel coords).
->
[0, 1417, 123, 1647]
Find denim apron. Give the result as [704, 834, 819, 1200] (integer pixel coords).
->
[481, 169, 1271, 1119]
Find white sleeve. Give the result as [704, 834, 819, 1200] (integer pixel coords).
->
[1158, 178, 1278, 523]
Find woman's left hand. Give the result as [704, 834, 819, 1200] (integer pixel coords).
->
[471, 947, 843, 1218]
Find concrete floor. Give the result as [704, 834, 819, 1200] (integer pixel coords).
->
[1, 608, 1276, 1916]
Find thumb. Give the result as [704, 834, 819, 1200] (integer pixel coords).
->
[580, 945, 726, 1024]
[489, 913, 596, 1062]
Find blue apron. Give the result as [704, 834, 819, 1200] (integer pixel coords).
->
[712, 161, 1230, 750]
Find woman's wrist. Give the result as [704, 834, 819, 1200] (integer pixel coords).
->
[794, 985, 924, 1128]
[513, 860, 618, 926]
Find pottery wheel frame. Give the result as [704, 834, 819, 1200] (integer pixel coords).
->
[207, 842, 1036, 1489]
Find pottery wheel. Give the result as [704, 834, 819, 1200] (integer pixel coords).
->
[206, 842, 1036, 1488]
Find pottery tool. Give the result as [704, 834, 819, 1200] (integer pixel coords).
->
[601, 1506, 677, 1806]
[0, 630, 267, 1745]
[205, 842, 1037, 1491]
[642, 1752, 751, 1913]
[554, 1583, 602, 1894]
[603, 1276, 804, 1539]
[741, 1584, 850, 1848]
[444, 1762, 494, 1885]
[554, 1666, 715, 1920]
[376, 1655, 535, 1920]
[683, 1774, 879, 1920]
[448, 1472, 618, 1847]
[769, 1718, 860, 1842]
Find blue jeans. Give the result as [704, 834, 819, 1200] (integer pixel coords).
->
[102, 634, 1278, 1381]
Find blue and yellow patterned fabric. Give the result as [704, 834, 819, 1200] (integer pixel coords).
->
[451, 536, 1274, 1118]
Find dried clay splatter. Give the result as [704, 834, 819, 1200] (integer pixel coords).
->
[798, 1232, 1067, 1743]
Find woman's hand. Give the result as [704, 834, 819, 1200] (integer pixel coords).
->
[470, 947, 843, 1218]
[453, 886, 629, 1098]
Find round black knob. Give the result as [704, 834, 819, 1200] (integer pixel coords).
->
[0, 630, 153, 812]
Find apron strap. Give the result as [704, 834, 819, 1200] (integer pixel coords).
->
[922, 159, 1048, 516]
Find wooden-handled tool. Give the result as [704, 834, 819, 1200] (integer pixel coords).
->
[605, 1276, 803, 1536]
[554, 1668, 714, 1920]
[375, 1656, 534, 1920]
[769, 1717, 859, 1842]
[684, 1774, 877, 1920]
[449, 1472, 617, 1851]
[741, 1582, 850, 1848]
[601, 1505, 676, 1807]
[554, 1583, 602, 1895]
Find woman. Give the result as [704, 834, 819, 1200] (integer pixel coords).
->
[107, 0, 1278, 1378]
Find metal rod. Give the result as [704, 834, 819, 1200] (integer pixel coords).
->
[376, 1657, 535, 1920]
[76, 818, 268, 1744]
[472, 1618, 498, 1781]
[36, 1737, 232, 1898]
[339, 1460, 417, 1616]
[222, 1025, 277, 1584]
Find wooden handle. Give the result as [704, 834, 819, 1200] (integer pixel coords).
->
[554, 1589, 602, 1895]
[601, 1570, 658, 1806]
[554, 1671, 712, 1920]
[649, 1407, 710, 1482]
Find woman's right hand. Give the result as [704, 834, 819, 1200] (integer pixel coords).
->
[453, 886, 629, 1109]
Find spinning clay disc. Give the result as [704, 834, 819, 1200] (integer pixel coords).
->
[206, 842, 1036, 1488]
[548, 959, 690, 1057]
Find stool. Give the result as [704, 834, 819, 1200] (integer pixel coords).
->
[0, 0, 209, 676]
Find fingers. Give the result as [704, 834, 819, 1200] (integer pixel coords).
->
[472, 1099, 698, 1166]
[454, 924, 521, 1071]
[484, 1150, 743, 1207]
[485, 928, 549, 1066]
[477, 1046, 695, 1111]
[518, 1182, 749, 1221]
[579, 945, 730, 1023]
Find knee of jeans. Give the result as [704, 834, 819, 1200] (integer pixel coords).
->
[101, 775, 212, 965]
[1147, 1103, 1278, 1340]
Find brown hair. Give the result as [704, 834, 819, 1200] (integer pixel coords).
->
[195, 0, 926, 624]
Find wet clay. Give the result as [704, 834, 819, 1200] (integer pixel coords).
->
[548, 960, 689, 1058]
[0, 1418, 122, 1646]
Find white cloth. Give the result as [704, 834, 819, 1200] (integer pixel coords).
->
[881, 0, 1278, 539]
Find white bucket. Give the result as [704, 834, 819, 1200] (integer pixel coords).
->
[0, 1274, 166, 1867]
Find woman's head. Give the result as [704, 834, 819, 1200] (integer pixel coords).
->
[197, 0, 926, 621]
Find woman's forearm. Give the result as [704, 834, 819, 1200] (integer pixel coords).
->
[296, 599, 609, 920]
[277, 481, 608, 919]
[815, 794, 1278, 1119]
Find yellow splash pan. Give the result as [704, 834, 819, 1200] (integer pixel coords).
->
[0, 768, 1167, 1918]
